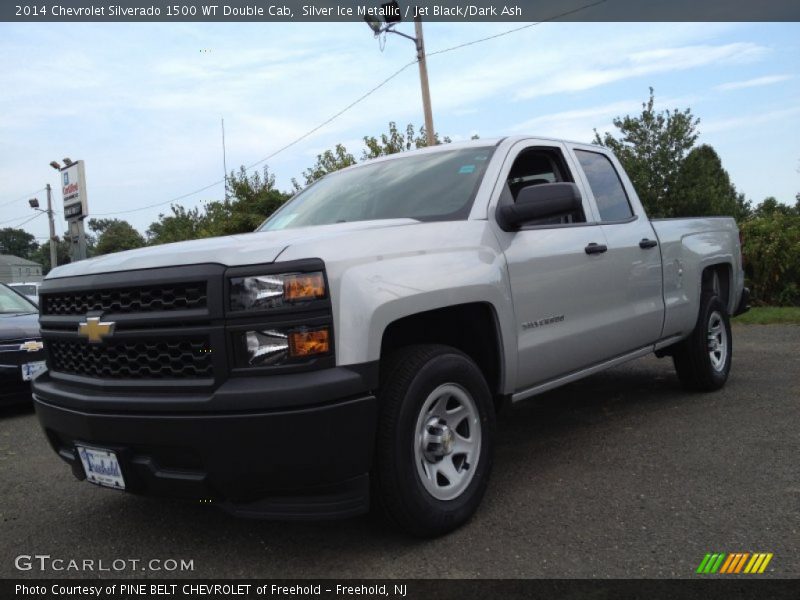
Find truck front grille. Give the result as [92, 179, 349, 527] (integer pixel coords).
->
[47, 338, 213, 380]
[41, 282, 207, 316]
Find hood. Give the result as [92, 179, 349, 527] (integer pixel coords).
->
[46, 219, 418, 279]
[0, 312, 40, 341]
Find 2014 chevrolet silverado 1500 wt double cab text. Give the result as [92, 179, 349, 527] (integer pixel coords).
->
[32, 136, 749, 536]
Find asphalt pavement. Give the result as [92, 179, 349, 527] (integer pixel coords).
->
[1, 324, 797, 579]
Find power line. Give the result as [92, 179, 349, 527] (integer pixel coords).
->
[426, 0, 607, 58]
[242, 60, 418, 173]
[93, 179, 226, 217]
[0, 212, 41, 227]
[0, 188, 46, 211]
[93, 59, 418, 217]
[1, 210, 45, 228]
[93, 0, 605, 220]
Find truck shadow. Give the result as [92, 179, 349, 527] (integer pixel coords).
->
[19, 355, 702, 578]
[102, 358, 687, 544]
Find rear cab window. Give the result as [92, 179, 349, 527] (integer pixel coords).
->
[574, 150, 634, 222]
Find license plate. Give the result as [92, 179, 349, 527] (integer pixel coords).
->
[76, 446, 126, 490]
[21, 360, 47, 381]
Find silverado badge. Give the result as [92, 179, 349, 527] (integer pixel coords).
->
[77, 317, 116, 343]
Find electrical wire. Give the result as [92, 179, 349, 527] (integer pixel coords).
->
[1, 210, 46, 228]
[85, 0, 606, 219]
[0, 188, 46, 211]
[93, 61, 419, 216]
[426, 0, 607, 58]
[242, 60, 418, 173]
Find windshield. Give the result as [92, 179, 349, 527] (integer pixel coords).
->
[259, 146, 495, 231]
[0, 284, 38, 313]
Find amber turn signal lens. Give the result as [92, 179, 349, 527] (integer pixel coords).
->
[288, 328, 330, 358]
[283, 272, 325, 302]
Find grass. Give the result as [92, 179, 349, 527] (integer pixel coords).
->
[733, 306, 800, 325]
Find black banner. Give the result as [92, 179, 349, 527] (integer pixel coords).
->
[3, 0, 800, 23]
[5, 579, 800, 600]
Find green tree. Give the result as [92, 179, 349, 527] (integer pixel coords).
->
[0, 227, 38, 259]
[30, 236, 72, 274]
[668, 145, 740, 218]
[202, 166, 291, 236]
[734, 193, 753, 222]
[297, 144, 357, 188]
[362, 121, 451, 160]
[753, 196, 795, 218]
[147, 205, 206, 245]
[594, 88, 699, 218]
[88, 218, 146, 255]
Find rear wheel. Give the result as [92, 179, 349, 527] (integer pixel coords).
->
[373, 344, 495, 537]
[672, 293, 732, 391]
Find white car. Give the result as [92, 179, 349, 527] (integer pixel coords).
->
[8, 282, 40, 305]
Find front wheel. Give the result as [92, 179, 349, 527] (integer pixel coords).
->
[672, 293, 732, 391]
[373, 345, 495, 537]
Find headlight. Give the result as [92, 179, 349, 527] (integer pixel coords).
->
[243, 326, 330, 367]
[230, 271, 326, 311]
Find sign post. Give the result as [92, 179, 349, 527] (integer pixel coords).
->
[59, 160, 89, 261]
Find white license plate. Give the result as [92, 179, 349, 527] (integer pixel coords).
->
[76, 446, 126, 490]
[21, 360, 47, 381]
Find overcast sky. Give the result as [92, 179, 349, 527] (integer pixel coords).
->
[0, 21, 798, 241]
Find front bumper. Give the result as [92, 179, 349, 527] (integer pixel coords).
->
[0, 347, 44, 404]
[33, 365, 378, 519]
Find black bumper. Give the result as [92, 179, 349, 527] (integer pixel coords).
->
[33, 365, 378, 519]
[0, 348, 44, 405]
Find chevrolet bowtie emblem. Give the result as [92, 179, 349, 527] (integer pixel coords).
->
[77, 317, 116, 343]
[19, 340, 44, 352]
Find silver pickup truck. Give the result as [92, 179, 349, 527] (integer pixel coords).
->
[32, 136, 748, 536]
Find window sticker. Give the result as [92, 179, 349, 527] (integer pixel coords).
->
[459, 165, 476, 174]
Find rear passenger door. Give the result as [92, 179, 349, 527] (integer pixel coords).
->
[569, 146, 665, 356]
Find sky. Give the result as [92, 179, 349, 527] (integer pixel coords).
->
[0, 21, 798, 243]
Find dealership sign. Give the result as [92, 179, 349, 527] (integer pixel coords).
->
[61, 161, 89, 220]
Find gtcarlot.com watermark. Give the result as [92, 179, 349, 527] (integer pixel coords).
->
[15, 554, 194, 573]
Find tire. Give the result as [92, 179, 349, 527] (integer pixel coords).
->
[672, 293, 732, 391]
[373, 344, 495, 537]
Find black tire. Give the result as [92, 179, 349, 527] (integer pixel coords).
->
[672, 293, 732, 391]
[373, 344, 495, 537]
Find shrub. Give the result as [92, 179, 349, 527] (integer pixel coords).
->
[740, 211, 800, 306]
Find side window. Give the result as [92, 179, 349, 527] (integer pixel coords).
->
[574, 150, 633, 222]
[506, 147, 585, 225]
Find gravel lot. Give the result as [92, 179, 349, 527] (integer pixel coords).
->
[1, 324, 797, 579]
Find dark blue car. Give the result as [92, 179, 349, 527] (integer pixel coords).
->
[0, 283, 45, 404]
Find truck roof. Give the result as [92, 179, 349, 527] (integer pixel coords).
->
[340, 134, 596, 171]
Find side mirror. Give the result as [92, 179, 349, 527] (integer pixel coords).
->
[496, 182, 583, 231]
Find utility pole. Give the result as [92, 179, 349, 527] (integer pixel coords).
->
[221, 117, 229, 201]
[45, 184, 57, 269]
[364, 3, 436, 146]
[28, 188, 58, 269]
[413, 16, 435, 147]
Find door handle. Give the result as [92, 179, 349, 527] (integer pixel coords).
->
[585, 242, 608, 255]
[639, 238, 658, 249]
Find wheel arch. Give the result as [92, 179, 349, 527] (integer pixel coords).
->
[379, 302, 506, 402]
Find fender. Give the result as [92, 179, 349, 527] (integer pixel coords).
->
[277, 220, 518, 394]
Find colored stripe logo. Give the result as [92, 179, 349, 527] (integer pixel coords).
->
[696, 553, 773, 574]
